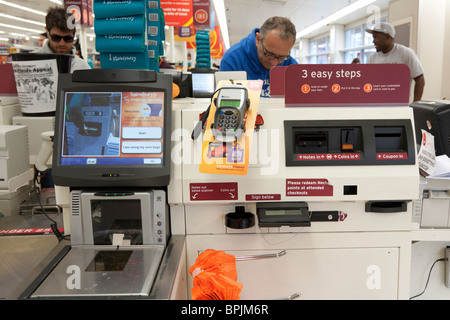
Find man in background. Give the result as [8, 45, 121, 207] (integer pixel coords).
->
[366, 22, 425, 102]
[38, 32, 47, 47]
[219, 16, 298, 97]
[33, 6, 90, 72]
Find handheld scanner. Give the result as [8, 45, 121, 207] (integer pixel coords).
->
[212, 84, 249, 142]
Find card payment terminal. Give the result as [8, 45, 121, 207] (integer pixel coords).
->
[211, 84, 249, 142]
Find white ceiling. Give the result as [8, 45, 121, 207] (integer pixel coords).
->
[224, 0, 392, 45]
[0, 0, 391, 45]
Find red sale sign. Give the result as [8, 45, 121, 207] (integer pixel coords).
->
[161, 0, 193, 27]
[284, 64, 411, 106]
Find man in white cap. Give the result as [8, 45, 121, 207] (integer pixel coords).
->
[366, 22, 425, 102]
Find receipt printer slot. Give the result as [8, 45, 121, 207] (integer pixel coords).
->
[365, 200, 409, 213]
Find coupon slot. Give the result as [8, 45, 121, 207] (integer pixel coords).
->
[374, 126, 407, 153]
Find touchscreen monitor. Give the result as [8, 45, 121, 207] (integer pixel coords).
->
[51, 69, 171, 187]
[61, 91, 164, 166]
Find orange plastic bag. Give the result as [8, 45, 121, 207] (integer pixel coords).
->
[189, 249, 243, 300]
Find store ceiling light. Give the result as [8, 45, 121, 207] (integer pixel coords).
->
[10, 32, 27, 38]
[213, 0, 230, 49]
[262, 0, 288, 6]
[296, 0, 377, 39]
[0, 13, 45, 26]
[0, 22, 42, 34]
[0, 1, 46, 16]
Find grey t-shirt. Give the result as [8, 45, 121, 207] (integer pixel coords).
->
[32, 39, 91, 72]
[368, 43, 424, 79]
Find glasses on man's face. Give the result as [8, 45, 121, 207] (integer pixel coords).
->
[49, 33, 75, 43]
[260, 41, 290, 62]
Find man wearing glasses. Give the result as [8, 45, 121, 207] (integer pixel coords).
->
[219, 16, 297, 97]
[33, 6, 91, 72]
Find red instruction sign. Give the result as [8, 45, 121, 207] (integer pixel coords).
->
[284, 64, 410, 106]
[286, 179, 333, 197]
[269, 66, 287, 97]
[297, 153, 361, 161]
[245, 194, 281, 201]
[190, 182, 238, 201]
[376, 152, 408, 160]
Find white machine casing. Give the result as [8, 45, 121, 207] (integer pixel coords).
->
[418, 177, 450, 228]
[0, 96, 21, 125]
[170, 98, 420, 234]
[169, 97, 420, 300]
[12, 116, 54, 165]
[0, 125, 32, 190]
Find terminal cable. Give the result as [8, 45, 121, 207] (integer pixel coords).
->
[191, 88, 221, 140]
[410, 257, 447, 300]
[33, 168, 68, 242]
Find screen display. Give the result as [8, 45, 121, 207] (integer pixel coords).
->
[265, 209, 305, 216]
[220, 99, 241, 108]
[192, 73, 215, 94]
[60, 91, 164, 166]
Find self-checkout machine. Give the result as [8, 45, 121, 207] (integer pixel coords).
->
[409, 100, 450, 230]
[13, 69, 186, 299]
[0, 64, 35, 217]
[405, 100, 450, 299]
[172, 64, 420, 300]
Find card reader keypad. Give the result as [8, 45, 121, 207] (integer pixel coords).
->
[217, 108, 239, 131]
